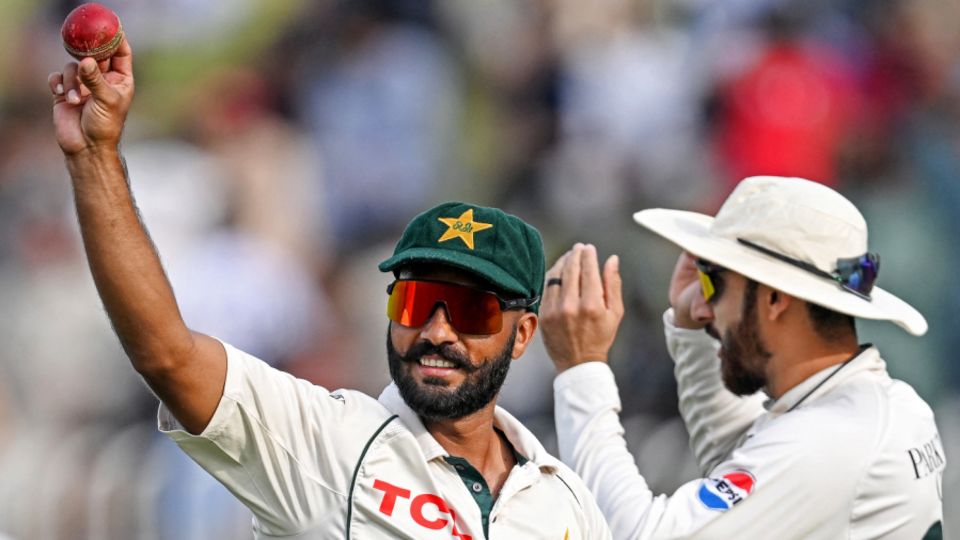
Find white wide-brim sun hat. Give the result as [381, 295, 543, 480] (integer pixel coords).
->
[634, 176, 927, 336]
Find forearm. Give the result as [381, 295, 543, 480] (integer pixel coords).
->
[67, 147, 192, 372]
[554, 363, 659, 539]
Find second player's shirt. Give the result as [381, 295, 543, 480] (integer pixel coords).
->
[553, 309, 944, 539]
[159, 341, 611, 539]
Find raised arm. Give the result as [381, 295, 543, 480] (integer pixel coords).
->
[541, 244, 652, 535]
[49, 39, 225, 434]
[544, 247, 798, 539]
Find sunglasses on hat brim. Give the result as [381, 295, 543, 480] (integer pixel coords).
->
[737, 238, 879, 301]
[386, 279, 538, 335]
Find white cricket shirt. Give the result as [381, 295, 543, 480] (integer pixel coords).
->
[159, 341, 611, 539]
[553, 309, 944, 539]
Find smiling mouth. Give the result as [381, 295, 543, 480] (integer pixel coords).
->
[419, 357, 458, 369]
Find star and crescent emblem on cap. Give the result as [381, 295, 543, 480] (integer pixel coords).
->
[437, 209, 493, 250]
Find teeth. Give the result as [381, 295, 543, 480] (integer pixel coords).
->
[420, 358, 457, 368]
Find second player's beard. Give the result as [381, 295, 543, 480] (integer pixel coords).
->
[718, 282, 771, 396]
[386, 324, 515, 421]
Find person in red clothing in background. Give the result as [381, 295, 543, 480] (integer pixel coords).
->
[709, 10, 857, 192]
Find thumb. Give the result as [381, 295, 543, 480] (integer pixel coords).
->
[78, 58, 109, 96]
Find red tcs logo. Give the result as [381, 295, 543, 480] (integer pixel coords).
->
[373, 479, 473, 540]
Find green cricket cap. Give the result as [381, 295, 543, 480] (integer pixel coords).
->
[379, 202, 546, 312]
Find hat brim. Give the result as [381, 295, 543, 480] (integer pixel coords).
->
[379, 247, 529, 297]
[633, 208, 928, 336]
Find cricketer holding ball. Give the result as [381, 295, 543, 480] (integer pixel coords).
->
[49, 39, 611, 539]
[541, 177, 944, 539]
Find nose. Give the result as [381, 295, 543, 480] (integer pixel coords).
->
[690, 292, 715, 324]
[419, 303, 459, 345]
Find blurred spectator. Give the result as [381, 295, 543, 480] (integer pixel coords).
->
[292, 0, 463, 255]
[709, 8, 858, 192]
[186, 67, 332, 275]
[124, 140, 327, 367]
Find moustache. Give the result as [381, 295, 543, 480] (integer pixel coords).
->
[705, 324, 721, 341]
[400, 341, 477, 373]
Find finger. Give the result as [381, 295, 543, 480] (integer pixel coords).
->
[78, 58, 114, 102]
[579, 244, 603, 304]
[48, 72, 64, 97]
[63, 62, 81, 104]
[672, 252, 693, 277]
[109, 36, 133, 78]
[669, 251, 698, 299]
[543, 250, 570, 310]
[603, 255, 624, 315]
[546, 250, 567, 280]
[560, 243, 584, 303]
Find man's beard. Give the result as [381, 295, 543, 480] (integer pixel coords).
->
[717, 281, 771, 396]
[386, 324, 516, 421]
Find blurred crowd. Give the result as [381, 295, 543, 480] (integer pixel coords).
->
[1, 0, 959, 537]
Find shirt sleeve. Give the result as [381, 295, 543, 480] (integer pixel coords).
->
[158, 340, 393, 537]
[553, 362, 860, 539]
[554, 362, 658, 538]
[663, 309, 767, 473]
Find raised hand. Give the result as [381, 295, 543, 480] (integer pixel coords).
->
[48, 38, 134, 156]
[540, 243, 624, 373]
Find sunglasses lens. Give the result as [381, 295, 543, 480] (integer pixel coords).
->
[835, 254, 879, 298]
[694, 258, 724, 302]
[697, 270, 716, 301]
[387, 280, 503, 334]
[387, 281, 435, 328]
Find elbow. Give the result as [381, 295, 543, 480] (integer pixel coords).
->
[123, 329, 196, 380]
[131, 353, 179, 381]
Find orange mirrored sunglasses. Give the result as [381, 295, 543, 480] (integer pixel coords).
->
[386, 279, 538, 335]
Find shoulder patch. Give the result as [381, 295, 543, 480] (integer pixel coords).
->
[698, 471, 755, 511]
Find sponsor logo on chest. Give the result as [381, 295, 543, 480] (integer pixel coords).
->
[372, 478, 473, 539]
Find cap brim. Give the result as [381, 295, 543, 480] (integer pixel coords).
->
[379, 247, 529, 297]
[633, 208, 928, 336]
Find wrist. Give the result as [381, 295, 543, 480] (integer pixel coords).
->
[65, 145, 129, 197]
[65, 144, 124, 180]
[64, 142, 121, 161]
[553, 355, 608, 374]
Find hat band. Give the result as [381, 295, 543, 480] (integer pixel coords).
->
[736, 238, 879, 301]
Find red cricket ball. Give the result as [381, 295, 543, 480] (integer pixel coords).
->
[61, 3, 124, 61]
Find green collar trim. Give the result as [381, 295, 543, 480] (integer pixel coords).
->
[444, 456, 493, 538]
[441, 430, 527, 538]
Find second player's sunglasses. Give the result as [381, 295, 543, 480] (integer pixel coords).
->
[695, 258, 726, 302]
[386, 279, 539, 335]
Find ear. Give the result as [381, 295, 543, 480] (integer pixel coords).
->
[510, 312, 539, 359]
[763, 285, 792, 322]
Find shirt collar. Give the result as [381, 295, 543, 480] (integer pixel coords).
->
[377, 383, 561, 473]
[765, 345, 886, 415]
